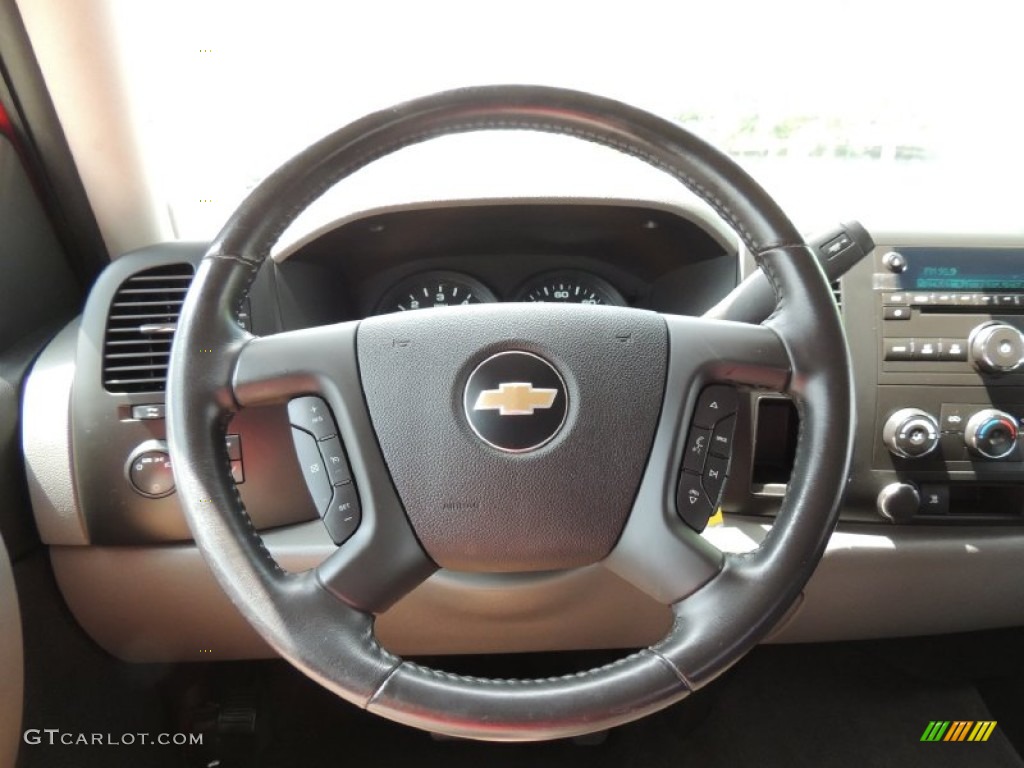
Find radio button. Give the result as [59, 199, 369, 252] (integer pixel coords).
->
[910, 293, 932, 306]
[940, 339, 968, 361]
[883, 306, 911, 321]
[980, 295, 998, 308]
[884, 338, 915, 361]
[997, 295, 1020, 307]
[914, 339, 942, 360]
[882, 292, 909, 306]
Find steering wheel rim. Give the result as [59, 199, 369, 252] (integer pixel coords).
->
[167, 85, 854, 741]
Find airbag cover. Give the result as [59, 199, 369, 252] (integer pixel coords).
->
[357, 304, 667, 572]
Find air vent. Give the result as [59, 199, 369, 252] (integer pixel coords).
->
[102, 263, 194, 393]
[831, 279, 843, 310]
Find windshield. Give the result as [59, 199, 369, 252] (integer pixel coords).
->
[104, 0, 1022, 242]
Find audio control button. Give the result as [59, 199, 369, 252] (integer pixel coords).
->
[940, 339, 968, 361]
[692, 386, 738, 429]
[884, 338, 915, 361]
[677, 471, 714, 533]
[970, 323, 1024, 374]
[883, 306, 911, 321]
[914, 339, 941, 360]
[882, 292, 908, 306]
[683, 428, 711, 473]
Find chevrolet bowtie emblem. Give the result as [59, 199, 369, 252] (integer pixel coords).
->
[473, 383, 559, 416]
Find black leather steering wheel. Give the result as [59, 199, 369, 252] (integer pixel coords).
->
[167, 85, 853, 741]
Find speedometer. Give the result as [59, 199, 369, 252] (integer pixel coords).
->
[514, 271, 626, 306]
[377, 271, 498, 314]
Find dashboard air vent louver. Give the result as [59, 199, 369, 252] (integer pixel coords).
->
[102, 263, 194, 393]
[831, 279, 843, 310]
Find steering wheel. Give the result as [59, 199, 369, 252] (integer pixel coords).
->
[167, 85, 853, 741]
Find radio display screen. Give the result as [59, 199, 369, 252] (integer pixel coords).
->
[901, 248, 1024, 292]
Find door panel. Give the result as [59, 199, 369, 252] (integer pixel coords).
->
[0, 128, 83, 766]
[0, 532, 21, 767]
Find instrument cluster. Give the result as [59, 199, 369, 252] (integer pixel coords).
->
[376, 269, 627, 314]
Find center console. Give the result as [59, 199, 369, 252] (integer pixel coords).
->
[854, 245, 1024, 523]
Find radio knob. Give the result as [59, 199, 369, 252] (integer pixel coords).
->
[970, 323, 1024, 374]
[881, 251, 907, 273]
[964, 409, 1020, 460]
[882, 408, 940, 459]
[877, 482, 920, 523]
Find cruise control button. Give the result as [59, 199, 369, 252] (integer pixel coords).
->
[230, 460, 245, 484]
[319, 436, 352, 486]
[676, 471, 714, 533]
[710, 415, 735, 458]
[702, 455, 729, 506]
[225, 434, 242, 460]
[291, 427, 332, 514]
[693, 386, 738, 429]
[288, 396, 337, 441]
[682, 428, 711, 473]
[323, 484, 361, 545]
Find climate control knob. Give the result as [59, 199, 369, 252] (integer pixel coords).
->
[964, 409, 1020, 460]
[970, 323, 1024, 374]
[882, 408, 940, 459]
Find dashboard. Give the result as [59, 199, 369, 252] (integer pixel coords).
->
[20, 196, 1024, 662]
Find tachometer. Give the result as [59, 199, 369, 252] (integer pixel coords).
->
[377, 271, 498, 314]
[514, 271, 626, 306]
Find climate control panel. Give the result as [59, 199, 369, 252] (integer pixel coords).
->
[882, 405, 1022, 463]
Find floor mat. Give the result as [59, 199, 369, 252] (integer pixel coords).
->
[243, 643, 1022, 768]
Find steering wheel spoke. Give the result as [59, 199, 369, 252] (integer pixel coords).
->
[230, 322, 437, 612]
[231, 321, 361, 407]
[667, 314, 791, 392]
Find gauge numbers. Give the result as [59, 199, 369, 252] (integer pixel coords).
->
[515, 271, 626, 306]
[378, 272, 497, 314]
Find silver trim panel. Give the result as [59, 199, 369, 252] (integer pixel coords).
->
[22, 320, 87, 545]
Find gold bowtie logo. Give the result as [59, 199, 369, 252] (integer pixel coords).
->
[473, 383, 559, 416]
